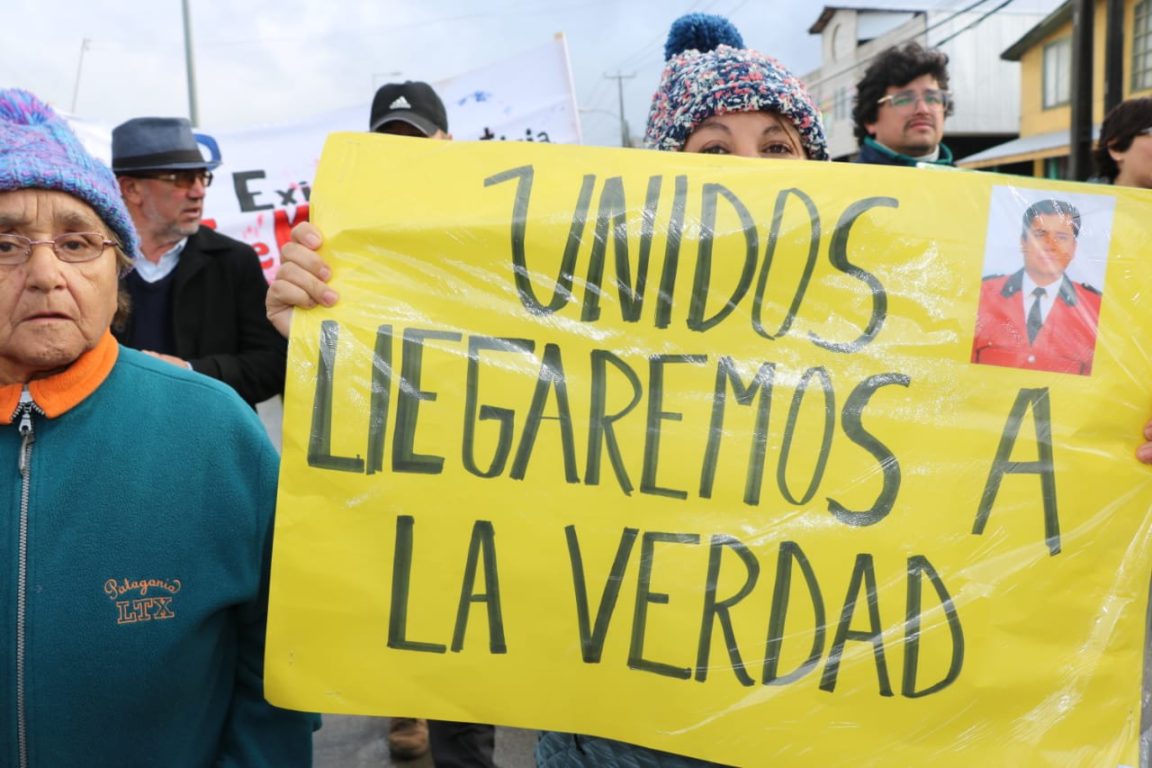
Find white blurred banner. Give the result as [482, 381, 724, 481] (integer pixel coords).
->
[69, 34, 581, 280]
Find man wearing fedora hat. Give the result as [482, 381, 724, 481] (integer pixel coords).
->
[112, 116, 286, 407]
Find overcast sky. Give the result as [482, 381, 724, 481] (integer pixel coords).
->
[3, 0, 1044, 147]
[4, 0, 839, 146]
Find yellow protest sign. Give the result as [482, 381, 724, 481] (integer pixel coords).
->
[266, 133, 1152, 766]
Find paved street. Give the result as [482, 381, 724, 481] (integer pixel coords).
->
[314, 716, 538, 768]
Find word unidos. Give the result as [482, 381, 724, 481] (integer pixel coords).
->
[484, 165, 894, 353]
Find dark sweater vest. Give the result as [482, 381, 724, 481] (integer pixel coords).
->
[124, 269, 178, 355]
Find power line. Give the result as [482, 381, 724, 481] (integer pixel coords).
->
[610, 0, 721, 74]
[935, 0, 1019, 46]
[201, 2, 622, 49]
[594, 0, 757, 130]
[611, 0, 750, 73]
[585, 4, 688, 127]
[803, 0, 1007, 91]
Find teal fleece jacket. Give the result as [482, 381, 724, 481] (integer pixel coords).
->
[0, 339, 314, 767]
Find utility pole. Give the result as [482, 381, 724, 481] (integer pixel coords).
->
[1068, 0, 1093, 180]
[604, 71, 635, 147]
[1104, 0, 1124, 114]
[70, 38, 91, 114]
[182, 0, 200, 126]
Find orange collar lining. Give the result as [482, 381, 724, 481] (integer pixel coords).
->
[0, 331, 120, 424]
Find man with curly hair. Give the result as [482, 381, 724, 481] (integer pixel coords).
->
[852, 41, 955, 167]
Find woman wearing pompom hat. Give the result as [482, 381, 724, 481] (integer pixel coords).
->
[535, 17, 818, 768]
[534, 17, 827, 767]
[0, 89, 316, 766]
[644, 12, 829, 161]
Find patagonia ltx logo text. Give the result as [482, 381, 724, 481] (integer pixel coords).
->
[104, 577, 182, 625]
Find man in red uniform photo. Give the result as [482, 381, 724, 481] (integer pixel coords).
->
[971, 199, 1102, 376]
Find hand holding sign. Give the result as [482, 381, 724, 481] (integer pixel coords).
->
[266, 222, 338, 338]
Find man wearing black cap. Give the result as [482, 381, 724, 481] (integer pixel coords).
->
[369, 81, 500, 768]
[369, 80, 453, 140]
[112, 116, 286, 407]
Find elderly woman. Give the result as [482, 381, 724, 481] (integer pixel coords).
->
[1093, 97, 1152, 189]
[0, 90, 314, 766]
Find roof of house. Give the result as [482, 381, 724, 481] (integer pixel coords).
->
[1001, 0, 1072, 60]
[809, 0, 1061, 34]
[809, 4, 926, 34]
[956, 123, 1100, 167]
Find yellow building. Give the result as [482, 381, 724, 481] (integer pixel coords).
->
[958, 0, 1152, 176]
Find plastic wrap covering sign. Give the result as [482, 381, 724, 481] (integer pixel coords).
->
[267, 133, 1152, 767]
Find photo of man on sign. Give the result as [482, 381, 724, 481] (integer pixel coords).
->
[971, 188, 1113, 376]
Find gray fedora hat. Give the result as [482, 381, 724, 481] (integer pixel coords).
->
[111, 116, 222, 173]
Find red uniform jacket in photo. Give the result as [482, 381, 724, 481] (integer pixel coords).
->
[971, 270, 1102, 376]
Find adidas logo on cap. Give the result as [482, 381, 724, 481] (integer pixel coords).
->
[370, 81, 446, 134]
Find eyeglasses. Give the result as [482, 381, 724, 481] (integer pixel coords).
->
[132, 170, 214, 189]
[876, 89, 951, 110]
[0, 232, 119, 266]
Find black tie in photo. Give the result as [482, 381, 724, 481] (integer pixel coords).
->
[1026, 286, 1046, 344]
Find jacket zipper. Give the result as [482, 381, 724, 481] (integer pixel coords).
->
[14, 389, 38, 768]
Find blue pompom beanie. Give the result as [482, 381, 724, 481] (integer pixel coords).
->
[0, 89, 139, 257]
[645, 14, 829, 160]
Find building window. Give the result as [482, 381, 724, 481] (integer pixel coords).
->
[1134, 0, 1152, 91]
[1044, 156, 1069, 179]
[1043, 38, 1071, 108]
[834, 86, 851, 121]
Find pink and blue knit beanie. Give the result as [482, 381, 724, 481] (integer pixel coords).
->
[0, 89, 139, 257]
[644, 14, 829, 160]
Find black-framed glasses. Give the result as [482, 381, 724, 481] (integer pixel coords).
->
[877, 89, 951, 110]
[0, 232, 119, 265]
[133, 170, 214, 189]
